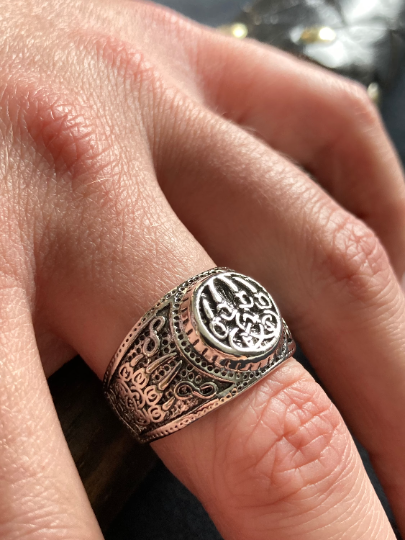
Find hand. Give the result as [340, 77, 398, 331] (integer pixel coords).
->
[0, 0, 405, 538]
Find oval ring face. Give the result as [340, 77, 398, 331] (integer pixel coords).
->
[193, 272, 282, 357]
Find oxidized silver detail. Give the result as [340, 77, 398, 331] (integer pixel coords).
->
[104, 268, 295, 443]
[194, 272, 281, 357]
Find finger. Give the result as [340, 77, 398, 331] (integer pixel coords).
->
[7, 19, 395, 536]
[155, 102, 405, 534]
[0, 280, 103, 539]
[192, 30, 405, 276]
[34, 140, 396, 539]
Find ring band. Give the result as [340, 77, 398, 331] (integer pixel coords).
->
[103, 268, 295, 443]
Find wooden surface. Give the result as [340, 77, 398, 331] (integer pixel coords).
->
[48, 357, 157, 532]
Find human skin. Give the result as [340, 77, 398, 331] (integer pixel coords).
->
[0, 0, 405, 538]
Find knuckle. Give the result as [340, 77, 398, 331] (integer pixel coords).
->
[337, 79, 380, 130]
[0, 73, 116, 202]
[215, 364, 355, 516]
[74, 29, 164, 102]
[314, 210, 392, 303]
[72, 29, 191, 146]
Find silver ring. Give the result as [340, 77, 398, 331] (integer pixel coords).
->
[103, 268, 295, 443]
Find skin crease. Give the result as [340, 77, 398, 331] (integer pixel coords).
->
[0, 0, 402, 538]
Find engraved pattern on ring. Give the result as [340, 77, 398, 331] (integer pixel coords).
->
[194, 272, 281, 356]
[104, 268, 295, 443]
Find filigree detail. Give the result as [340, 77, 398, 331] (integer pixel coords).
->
[174, 381, 218, 400]
[195, 272, 281, 356]
[115, 316, 181, 426]
[104, 268, 295, 443]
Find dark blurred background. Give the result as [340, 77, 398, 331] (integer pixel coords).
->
[152, 0, 243, 26]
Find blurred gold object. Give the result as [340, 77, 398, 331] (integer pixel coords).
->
[218, 23, 248, 39]
[367, 82, 381, 104]
[299, 26, 336, 44]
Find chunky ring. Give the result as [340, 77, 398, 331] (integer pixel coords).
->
[103, 268, 296, 443]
